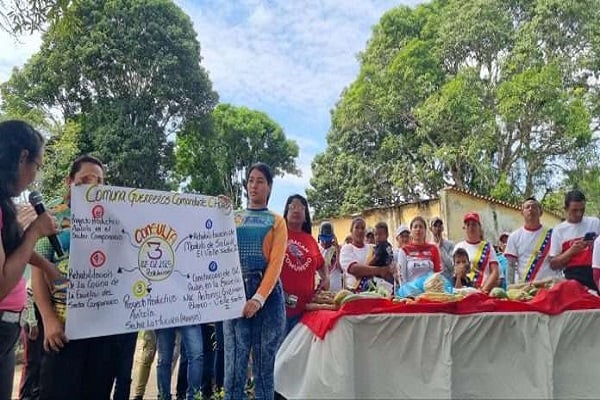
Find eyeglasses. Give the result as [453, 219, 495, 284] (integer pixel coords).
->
[288, 204, 306, 211]
[32, 160, 43, 171]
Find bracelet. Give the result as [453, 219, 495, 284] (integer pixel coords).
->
[250, 298, 262, 308]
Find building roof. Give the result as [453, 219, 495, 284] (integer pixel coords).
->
[329, 186, 563, 220]
[444, 186, 521, 211]
[443, 186, 563, 219]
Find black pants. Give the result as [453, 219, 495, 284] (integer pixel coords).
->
[111, 332, 138, 400]
[39, 335, 117, 400]
[20, 307, 44, 400]
[564, 266, 598, 292]
[0, 318, 20, 400]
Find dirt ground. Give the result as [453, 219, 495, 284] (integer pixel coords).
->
[11, 335, 177, 400]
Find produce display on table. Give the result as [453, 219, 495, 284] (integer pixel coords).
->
[304, 290, 338, 311]
[497, 277, 561, 301]
[305, 281, 393, 311]
[303, 277, 565, 311]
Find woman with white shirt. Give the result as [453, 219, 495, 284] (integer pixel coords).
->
[339, 217, 393, 292]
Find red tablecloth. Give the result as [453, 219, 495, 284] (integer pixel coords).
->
[301, 280, 600, 339]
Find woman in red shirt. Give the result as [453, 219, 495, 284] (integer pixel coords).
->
[396, 216, 442, 284]
[280, 194, 327, 334]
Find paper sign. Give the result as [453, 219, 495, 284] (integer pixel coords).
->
[65, 185, 245, 339]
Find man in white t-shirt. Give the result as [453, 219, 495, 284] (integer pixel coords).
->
[505, 197, 560, 284]
[453, 212, 500, 293]
[548, 190, 600, 291]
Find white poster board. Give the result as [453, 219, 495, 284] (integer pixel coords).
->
[65, 184, 245, 339]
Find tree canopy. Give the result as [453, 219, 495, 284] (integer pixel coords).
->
[175, 103, 300, 208]
[308, 0, 600, 219]
[1, 0, 218, 192]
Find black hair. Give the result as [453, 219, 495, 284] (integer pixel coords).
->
[245, 162, 274, 204]
[283, 194, 312, 234]
[410, 216, 427, 229]
[0, 120, 44, 256]
[523, 196, 542, 212]
[564, 190, 586, 209]
[69, 154, 104, 180]
[350, 217, 366, 232]
[375, 222, 388, 234]
[453, 247, 470, 262]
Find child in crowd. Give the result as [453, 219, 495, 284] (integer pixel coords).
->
[368, 222, 395, 283]
[318, 222, 342, 292]
[452, 248, 473, 288]
[365, 229, 376, 245]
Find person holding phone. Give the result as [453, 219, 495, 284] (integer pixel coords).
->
[549, 190, 600, 291]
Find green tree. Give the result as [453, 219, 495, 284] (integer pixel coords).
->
[1, 0, 218, 190]
[309, 0, 599, 219]
[41, 119, 84, 199]
[0, 0, 72, 34]
[175, 104, 299, 208]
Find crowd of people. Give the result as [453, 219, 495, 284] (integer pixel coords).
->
[1, 121, 274, 400]
[311, 192, 599, 298]
[2, 119, 600, 400]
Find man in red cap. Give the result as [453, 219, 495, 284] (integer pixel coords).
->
[453, 212, 500, 293]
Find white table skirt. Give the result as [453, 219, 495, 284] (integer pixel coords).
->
[274, 310, 600, 399]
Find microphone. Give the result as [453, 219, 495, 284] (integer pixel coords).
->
[28, 191, 64, 258]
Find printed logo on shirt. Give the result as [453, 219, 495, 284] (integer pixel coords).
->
[285, 239, 313, 272]
[406, 257, 434, 277]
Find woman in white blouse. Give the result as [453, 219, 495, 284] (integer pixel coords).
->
[339, 217, 393, 292]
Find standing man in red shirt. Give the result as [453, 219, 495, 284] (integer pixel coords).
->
[549, 190, 600, 291]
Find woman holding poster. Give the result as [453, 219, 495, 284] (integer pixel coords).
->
[224, 162, 287, 400]
[30, 155, 121, 400]
[0, 120, 61, 400]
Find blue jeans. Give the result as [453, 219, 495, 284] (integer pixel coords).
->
[224, 273, 285, 400]
[0, 319, 21, 400]
[156, 325, 203, 400]
[201, 324, 215, 398]
[214, 322, 224, 389]
[176, 338, 187, 400]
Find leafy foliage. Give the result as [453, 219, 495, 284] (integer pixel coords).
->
[1, 0, 218, 192]
[0, 0, 72, 34]
[175, 104, 299, 208]
[308, 0, 600, 219]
